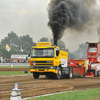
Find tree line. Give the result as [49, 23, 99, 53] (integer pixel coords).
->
[0, 31, 35, 58]
[0, 31, 89, 59]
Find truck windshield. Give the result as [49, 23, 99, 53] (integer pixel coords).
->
[31, 48, 54, 58]
[89, 48, 97, 52]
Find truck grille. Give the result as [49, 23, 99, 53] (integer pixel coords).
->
[32, 61, 52, 66]
[33, 61, 47, 63]
[30, 66, 50, 69]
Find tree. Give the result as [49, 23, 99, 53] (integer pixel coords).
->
[1, 31, 20, 58]
[0, 31, 36, 58]
[0, 44, 5, 57]
[38, 37, 49, 42]
[1, 31, 19, 47]
[20, 35, 36, 53]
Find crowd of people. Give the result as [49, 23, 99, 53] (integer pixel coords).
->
[0, 58, 29, 63]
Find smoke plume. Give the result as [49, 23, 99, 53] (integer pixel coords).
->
[48, 0, 98, 45]
[83, 0, 96, 6]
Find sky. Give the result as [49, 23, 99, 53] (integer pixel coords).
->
[0, 0, 52, 41]
[0, 0, 100, 52]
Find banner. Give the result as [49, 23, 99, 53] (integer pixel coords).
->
[6, 43, 10, 52]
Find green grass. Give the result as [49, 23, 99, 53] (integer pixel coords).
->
[0, 71, 31, 76]
[27, 88, 100, 100]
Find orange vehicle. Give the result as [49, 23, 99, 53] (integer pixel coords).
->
[86, 42, 100, 77]
[68, 42, 100, 77]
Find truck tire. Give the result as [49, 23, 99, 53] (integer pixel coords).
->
[68, 68, 73, 79]
[95, 71, 98, 77]
[55, 67, 62, 79]
[82, 67, 85, 78]
[33, 72, 39, 79]
[97, 71, 100, 77]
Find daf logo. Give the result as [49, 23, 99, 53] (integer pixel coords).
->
[33, 62, 36, 66]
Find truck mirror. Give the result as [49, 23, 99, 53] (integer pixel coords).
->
[28, 50, 31, 57]
[56, 50, 59, 56]
[26, 57, 28, 60]
[28, 54, 30, 57]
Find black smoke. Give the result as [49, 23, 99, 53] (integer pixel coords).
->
[48, 0, 90, 45]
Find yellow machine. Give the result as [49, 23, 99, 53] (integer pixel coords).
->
[29, 42, 69, 79]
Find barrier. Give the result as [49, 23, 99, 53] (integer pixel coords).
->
[0, 63, 29, 66]
[10, 82, 22, 100]
[11, 63, 13, 68]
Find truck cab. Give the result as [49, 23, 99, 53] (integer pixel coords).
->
[29, 42, 68, 79]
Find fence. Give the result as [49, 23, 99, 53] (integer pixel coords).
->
[0, 63, 29, 67]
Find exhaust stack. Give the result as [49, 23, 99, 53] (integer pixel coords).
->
[54, 38, 57, 46]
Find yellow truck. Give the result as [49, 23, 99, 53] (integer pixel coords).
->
[29, 42, 71, 79]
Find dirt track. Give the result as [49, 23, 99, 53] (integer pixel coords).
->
[0, 68, 100, 100]
[0, 68, 30, 72]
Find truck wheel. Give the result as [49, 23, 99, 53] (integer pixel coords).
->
[97, 71, 100, 77]
[68, 68, 73, 79]
[82, 67, 85, 78]
[55, 67, 62, 79]
[33, 72, 39, 79]
[95, 71, 98, 77]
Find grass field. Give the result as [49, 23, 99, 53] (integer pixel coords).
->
[0, 65, 30, 76]
[27, 88, 100, 100]
[0, 71, 31, 76]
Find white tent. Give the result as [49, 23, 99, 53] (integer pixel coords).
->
[11, 54, 28, 59]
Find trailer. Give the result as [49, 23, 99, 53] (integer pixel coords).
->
[68, 59, 87, 78]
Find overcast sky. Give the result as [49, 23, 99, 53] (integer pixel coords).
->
[0, 0, 100, 52]
[0, 0, 52, 41]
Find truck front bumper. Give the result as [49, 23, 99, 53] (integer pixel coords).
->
[30, 66, 57, 74]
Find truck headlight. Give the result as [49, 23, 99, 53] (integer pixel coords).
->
[30, 66, 35, 69]
[50, 66, 55, 69]
[30, 66, 33, 69]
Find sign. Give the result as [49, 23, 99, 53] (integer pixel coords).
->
[11, 54, 28, 59]
[33, 62, 36, 66]
[37, 42, 51, 46]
